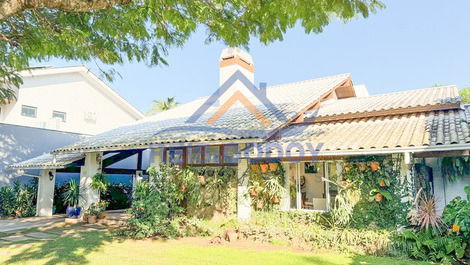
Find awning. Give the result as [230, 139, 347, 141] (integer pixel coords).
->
[7, 153, 84, 170]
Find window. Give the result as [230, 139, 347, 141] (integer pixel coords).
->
[223, 145, 238, 164]
[187, 147, 202, 164]
[21, 105, 37, 118]
[166, 149, 183, 165]
[204, 146, 220, 164]
[52, 111, 66, 122]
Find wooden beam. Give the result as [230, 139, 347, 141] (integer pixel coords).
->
[136, 151, 143, 170]
[104, 168, 146, 175]
[414, 150, 470, 158]
[102, 150, 140, 168]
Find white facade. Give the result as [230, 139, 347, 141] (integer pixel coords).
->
[0, 66, 143, 135]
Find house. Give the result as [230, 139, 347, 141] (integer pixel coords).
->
[1, 66, 144, 186]
[9, 48, 470, 218]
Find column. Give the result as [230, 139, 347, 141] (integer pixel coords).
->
[280, 162, 291, 211]
[36, 169, 56, 216]
[237, 157, 251, 221]
[79, 152, 101, 209]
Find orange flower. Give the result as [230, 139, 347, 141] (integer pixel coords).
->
[452, 224, 460, 233]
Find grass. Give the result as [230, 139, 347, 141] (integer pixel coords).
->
[0, 230, 431, 265]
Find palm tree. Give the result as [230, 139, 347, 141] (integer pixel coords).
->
[147, 97, 178, 115]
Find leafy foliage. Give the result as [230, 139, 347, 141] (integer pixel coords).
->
[442, 185, 470, 239]
[459, 87, 470, 104]
[91, 172, 110, 197]
[122, 164, 236, 238]
[101, 183, 132, 210]
[441, 156, 470, 182]
[62, 179, 82, 207]
[407, 189, 443, 232]
[0, 0, 384, 103]
[0, 180, 37, 218]
[248, 163, 286, 210]
[332, 156, 411, 229]
[147, 97, 178, 115]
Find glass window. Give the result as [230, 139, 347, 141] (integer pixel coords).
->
[204, 146, 220, 164]
[52, 111, 66, 122]
[223, 145, 238, 164]
[187, 147, 202, 164]
[167, 149, 183, 165]
[290, 162, 329, 212]
[21, 105, 37, 118]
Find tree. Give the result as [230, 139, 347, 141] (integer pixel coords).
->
[0, 0, 384, 104]
[459, 88, 470, 104]
[147, 97, 178, 115]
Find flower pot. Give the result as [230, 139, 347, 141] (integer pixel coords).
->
[272, 196, 280, 203]
[66, 206, 76, 217]
[199, 175, 207, 185]
[260, 164, 269, 173]
[268, 163, 278, 172]
[87, 216, 97, 224]
[250, 188, 258, 197]
[375, 193, 383, 202]
[181, 184, 187, 192]
[379, 180, 387, 187]
[251, 164, 260, 173]
[370, 161, 380, 171]
[256, 200, 264, 209]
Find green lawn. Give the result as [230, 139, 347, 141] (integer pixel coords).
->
[0, 231, 430, 265]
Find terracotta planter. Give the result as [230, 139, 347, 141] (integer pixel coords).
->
[199, 175, 207, 185]
[379, 180, 387, 187]
[251, 165, 260, 173]
[375, 193, 383, 202]
[181, 184, 187, 192]
[269, 163, 278, 172]
[260, 164, 269, 173]
[272, 196, 280, 204]
[370, 161, 380, 171]
[88, 216, 97, 224]
[250, 188, 258, 197]
[256, 200, 264, 209]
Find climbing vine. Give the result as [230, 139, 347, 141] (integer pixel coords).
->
[248, 162, 286, 211]
[331, 156, 412, 228]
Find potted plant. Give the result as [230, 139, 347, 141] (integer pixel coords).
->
[260, 164, 269, 173]
[369, 189, 392, 202]
[272, 196, 280, 203]
[378, 178, 390, 187]
[250, 164, 260, 173]
[85, 202, 103, 224]
[62, 179, 82, 217]
[91, 172, 109, 198]
[268, 163, 278, 172]
[370, 161, 380, 171]
[97, 200, 109, 219]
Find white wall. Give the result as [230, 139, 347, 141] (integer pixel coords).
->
[425, 158, 470, 212]
[0, 69, 141, 135]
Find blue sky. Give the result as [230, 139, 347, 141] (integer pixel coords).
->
[40, 0, 470, 113]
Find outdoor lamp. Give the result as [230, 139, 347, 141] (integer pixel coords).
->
[48, 171, 54, 181]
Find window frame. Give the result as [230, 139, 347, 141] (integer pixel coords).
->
[52, 110, 67, 122]
[21, 105, 37, 118]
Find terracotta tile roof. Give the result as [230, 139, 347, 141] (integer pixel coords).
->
[305, 86, 460, 122]
[247, 109, 470, 157]
[51, 74, 350, 153]
[8, 153, 84, 169]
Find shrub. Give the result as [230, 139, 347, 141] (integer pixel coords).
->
[101, 184, 132, 210]
[121, 165, 185, 239]
[237, 211, 392, 255]
[0, 181, 37, 218]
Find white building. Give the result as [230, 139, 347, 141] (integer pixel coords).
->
[0, 66, 144, 185]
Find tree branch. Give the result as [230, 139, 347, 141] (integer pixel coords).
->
[0, 0, 132, 21]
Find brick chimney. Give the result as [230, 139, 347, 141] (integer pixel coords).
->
[219, 48, 254, 86]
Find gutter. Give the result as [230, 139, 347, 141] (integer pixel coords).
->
[238, 143, 470, 158]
